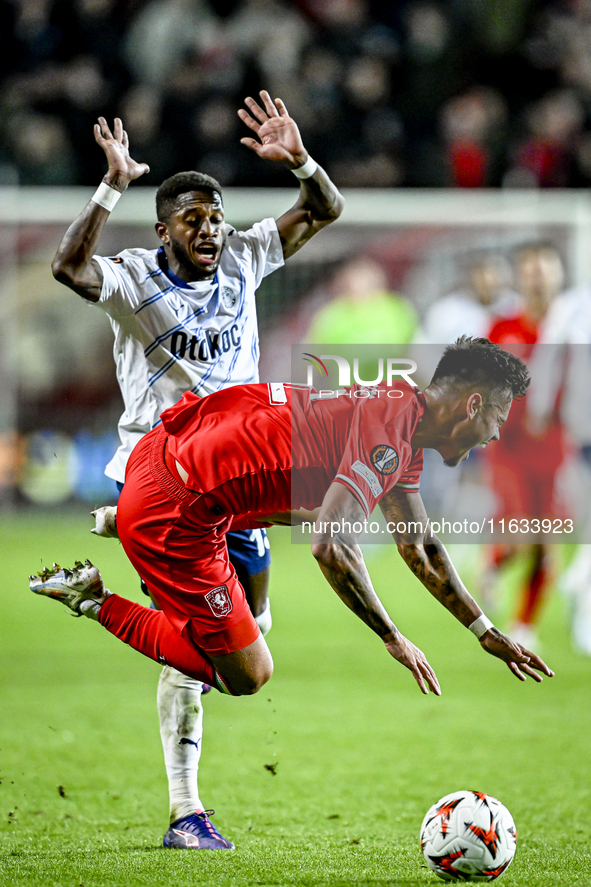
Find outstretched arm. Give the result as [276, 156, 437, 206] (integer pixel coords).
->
[310, 481, 441, 695]
[238, 90, 344, 259]
[51, 117, 150, 302]
[379, 487, 555, 682]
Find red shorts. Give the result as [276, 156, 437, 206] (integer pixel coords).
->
[117, 425, 260, 656]
[486, 450, 564, 521]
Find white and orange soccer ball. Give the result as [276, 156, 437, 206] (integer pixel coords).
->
[420, 790, 517, 881]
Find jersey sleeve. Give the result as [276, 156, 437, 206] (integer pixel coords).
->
[332, 397, 400, 517]
[229, 218, 284, 287]
[93, 252, 143, 317]
[333, 392, 424, 516]
[394, 448, 423, 492]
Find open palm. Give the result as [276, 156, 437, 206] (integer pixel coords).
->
[238, 91, 305, 167]
[94, 117, 150, 184]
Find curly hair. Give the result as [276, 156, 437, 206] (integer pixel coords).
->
[430, 336, 530, 400]
[156, 172, 223, 222]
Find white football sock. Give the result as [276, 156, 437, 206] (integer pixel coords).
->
[79, 590, 111, 620]
[255, 598, 272, 636]
[90, 506, 119, 538]
[157, 665, 205, 823]
[561, 544, 591, 596]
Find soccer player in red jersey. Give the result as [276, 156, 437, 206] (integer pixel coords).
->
[484, 242, 568, 649]
[30, 337, 554, 700]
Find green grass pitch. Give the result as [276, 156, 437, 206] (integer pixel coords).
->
[1, 511, 590, 886]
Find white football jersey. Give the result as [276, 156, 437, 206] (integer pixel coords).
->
[415, 288, 521, 344]
[527, 286, 591, 444]
[92, 217, 284, 482]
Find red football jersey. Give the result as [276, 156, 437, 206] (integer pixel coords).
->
[160, 381, 425, 522]
[488, 313, 537, 353]
[487, 312, 565, 512]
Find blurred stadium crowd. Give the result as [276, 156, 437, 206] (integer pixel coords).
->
[4, 0, 591, 188]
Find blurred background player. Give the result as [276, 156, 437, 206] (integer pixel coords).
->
[305, 254, 418, 401]
[526, 276, 591, 655]
[306, 255, 418, 347]
[410, 249, 520, 520]
[415, 249, 519, 344]
[51, 91, 344, 849]
[483, 241, 570, 649]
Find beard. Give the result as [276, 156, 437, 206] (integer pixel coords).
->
[168, 235, 220, 280]
[443, 451, 469, 467]
[169, 237, 196, 277]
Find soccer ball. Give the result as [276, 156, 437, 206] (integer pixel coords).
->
[420, 790, 517, 881]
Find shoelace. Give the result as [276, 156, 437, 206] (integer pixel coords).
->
[191, 810, 230, 845]
[167, 809, 231, 850]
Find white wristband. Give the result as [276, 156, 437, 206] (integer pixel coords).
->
[291, 155, 318, 179]
[468, 614, 494, 639]
[92, 182, 122, 212]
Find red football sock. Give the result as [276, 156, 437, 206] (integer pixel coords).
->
[98, 594, 234, 694]
[489, 543, 513, 569]
[516, 547, 549, 625]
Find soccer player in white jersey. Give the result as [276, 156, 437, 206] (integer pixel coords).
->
[51, 90, 344, 849]
[526, 285, 591, 655]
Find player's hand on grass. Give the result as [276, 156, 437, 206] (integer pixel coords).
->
[383, 631, 441, 696]
[238, 90, 307, 169]
[479, 627, 555, 682]
[94, 117, 150, 191]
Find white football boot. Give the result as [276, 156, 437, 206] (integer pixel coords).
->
[29, 560, 110, 617]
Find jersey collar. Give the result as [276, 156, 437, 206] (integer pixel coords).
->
[157, 246, 218, 292]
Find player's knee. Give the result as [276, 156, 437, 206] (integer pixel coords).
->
[231, 655, 273, 696]
[248, 657, 274, 695]
[258, 654, 274, 688]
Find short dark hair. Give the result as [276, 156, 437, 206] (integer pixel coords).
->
[430, 336, 530, 400]
[512, 240, 563, 264]
[155, 171, 223, 222]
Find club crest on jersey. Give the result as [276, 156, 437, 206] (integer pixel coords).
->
[370, 444, 399, 475]
[221, 286, 237, 309]
[205, 585, 233, 617]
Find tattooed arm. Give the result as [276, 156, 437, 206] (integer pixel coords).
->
[311, 482, 441, 695]
[237, 90, 344, 259]
[379, 488, 554, 682]
[380, 488, 482, 626]
[274, 165, 344, 259]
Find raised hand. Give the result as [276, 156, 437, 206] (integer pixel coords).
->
[479, 627, 554, 682]
[383, 631, 442, 696]
[94, 117, 150, 191]
[238, 90, 307, 169]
